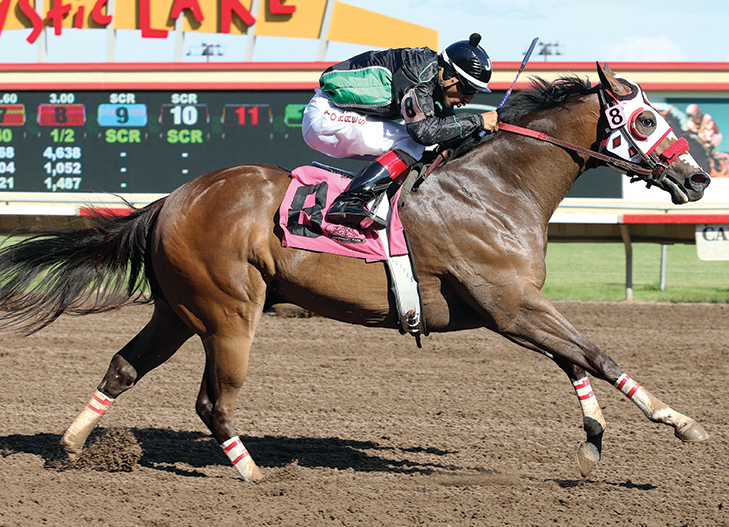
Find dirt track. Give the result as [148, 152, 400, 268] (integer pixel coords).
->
[0, 301, 727, 526]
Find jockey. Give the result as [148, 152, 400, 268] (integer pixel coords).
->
[302, 33, 499, 230]
[686, 103, 723, 147]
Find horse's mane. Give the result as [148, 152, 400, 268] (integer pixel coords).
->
[497, 75, 596, 125]
[439, 75, 597, 162]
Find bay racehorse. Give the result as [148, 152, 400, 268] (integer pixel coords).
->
[0, 64, 711, 481]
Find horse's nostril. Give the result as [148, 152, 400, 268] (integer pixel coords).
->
[691, 172, 710, 190]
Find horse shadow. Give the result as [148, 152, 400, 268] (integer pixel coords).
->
[1, 430, 661, 488]
[548, 477, 657, 491]
[0, 428, 458, 477]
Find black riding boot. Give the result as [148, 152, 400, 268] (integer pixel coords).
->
[326, 150, 413, 230]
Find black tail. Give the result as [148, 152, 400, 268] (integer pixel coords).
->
[0, 198, 166, 335]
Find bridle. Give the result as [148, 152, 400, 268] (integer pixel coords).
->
[498, 122, 655, 178]
[499, 79, 690, 186]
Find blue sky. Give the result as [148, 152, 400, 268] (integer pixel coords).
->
[0, 0, 727, 63]
[337, 0, 729, 63]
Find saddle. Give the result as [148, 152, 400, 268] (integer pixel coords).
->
[278, 164, 428, 346]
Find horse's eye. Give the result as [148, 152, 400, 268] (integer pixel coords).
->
[641, 117, 655, 128]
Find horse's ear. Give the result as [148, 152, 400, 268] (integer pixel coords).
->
[596, 61, 631, 96]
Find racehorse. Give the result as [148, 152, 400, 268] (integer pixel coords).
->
[0, 64, 710, 481]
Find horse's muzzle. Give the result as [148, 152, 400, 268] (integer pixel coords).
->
[660, 167, 710, 205]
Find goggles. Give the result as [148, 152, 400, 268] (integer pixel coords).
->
[454, 74, 479, 95]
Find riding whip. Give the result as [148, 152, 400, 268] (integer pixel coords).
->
[497, 36, 539, 109]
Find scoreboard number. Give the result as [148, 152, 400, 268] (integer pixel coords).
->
[160, 104, 210, 126]
[97, 104, 148, 127]
[37, 104, 87, 127]
[222, 104, 272, 127]
[0, 104, 26, 126]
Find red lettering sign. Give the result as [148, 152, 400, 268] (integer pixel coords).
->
[0, 0, 10, 39]
[171, 0, 204, 22]
[0, 0, 296, 42]
[18, 0, 43, 43]
[91, 0, 112, 26]
[220, 0, 256, 33]
[74, 6, 84, 28]
[139, 0, 168, 38]
[46, 0, 72, 36]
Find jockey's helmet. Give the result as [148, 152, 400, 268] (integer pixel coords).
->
[440, 33, 492, 94]
[686, 103, 702, 116]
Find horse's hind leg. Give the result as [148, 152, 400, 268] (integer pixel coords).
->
[61, 300, 194, 460]
[194, 315, 264, 482]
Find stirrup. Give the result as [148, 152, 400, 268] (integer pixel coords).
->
[327, 202, 387, 230]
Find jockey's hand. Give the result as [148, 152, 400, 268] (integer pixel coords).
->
[481, 111, 499, 133]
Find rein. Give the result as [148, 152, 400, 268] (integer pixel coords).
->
[498, 122, 655, 178]
[418, 122, 655, 188]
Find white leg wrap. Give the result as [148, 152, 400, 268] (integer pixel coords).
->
[62, 390, 115, 454]
[615, 373, 658, 418]
[221, 436, 258, 481]
[573, 377, 606, 432]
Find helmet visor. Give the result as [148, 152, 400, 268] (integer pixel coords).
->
[456, 76, 479, 95]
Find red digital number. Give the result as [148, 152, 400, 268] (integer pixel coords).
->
[223, 104, 272, 127]
[235, 105, 258, 125]
[37, 104, 87, 127]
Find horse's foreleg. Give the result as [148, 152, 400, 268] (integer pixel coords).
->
[554, 359, 606, 477]
[497, 289, 708, 474]
[61, 301, 194, 460]
[571, 375, 605, 476]
[613, 373, 708, 442]
[506, 334, 606, 476]
[196, 314, 264, 482]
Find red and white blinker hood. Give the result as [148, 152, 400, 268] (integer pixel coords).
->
[602, 75, 673, 165]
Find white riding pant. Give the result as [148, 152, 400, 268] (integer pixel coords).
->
[301, 89, 425, 161]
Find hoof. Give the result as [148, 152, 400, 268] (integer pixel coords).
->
[246, 465, 264, 482]
[675, 421, 710, 442]
[60, 437, 81, 463]
[236, 458, 264, 482]
[576, 441, 600, 477]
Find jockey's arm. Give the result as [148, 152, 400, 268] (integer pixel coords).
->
[401, 84, 493, 146]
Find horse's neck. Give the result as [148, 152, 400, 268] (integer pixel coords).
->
[470, 93, 602, 224]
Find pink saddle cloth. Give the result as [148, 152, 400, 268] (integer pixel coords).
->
[278, 165, 408, 263]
